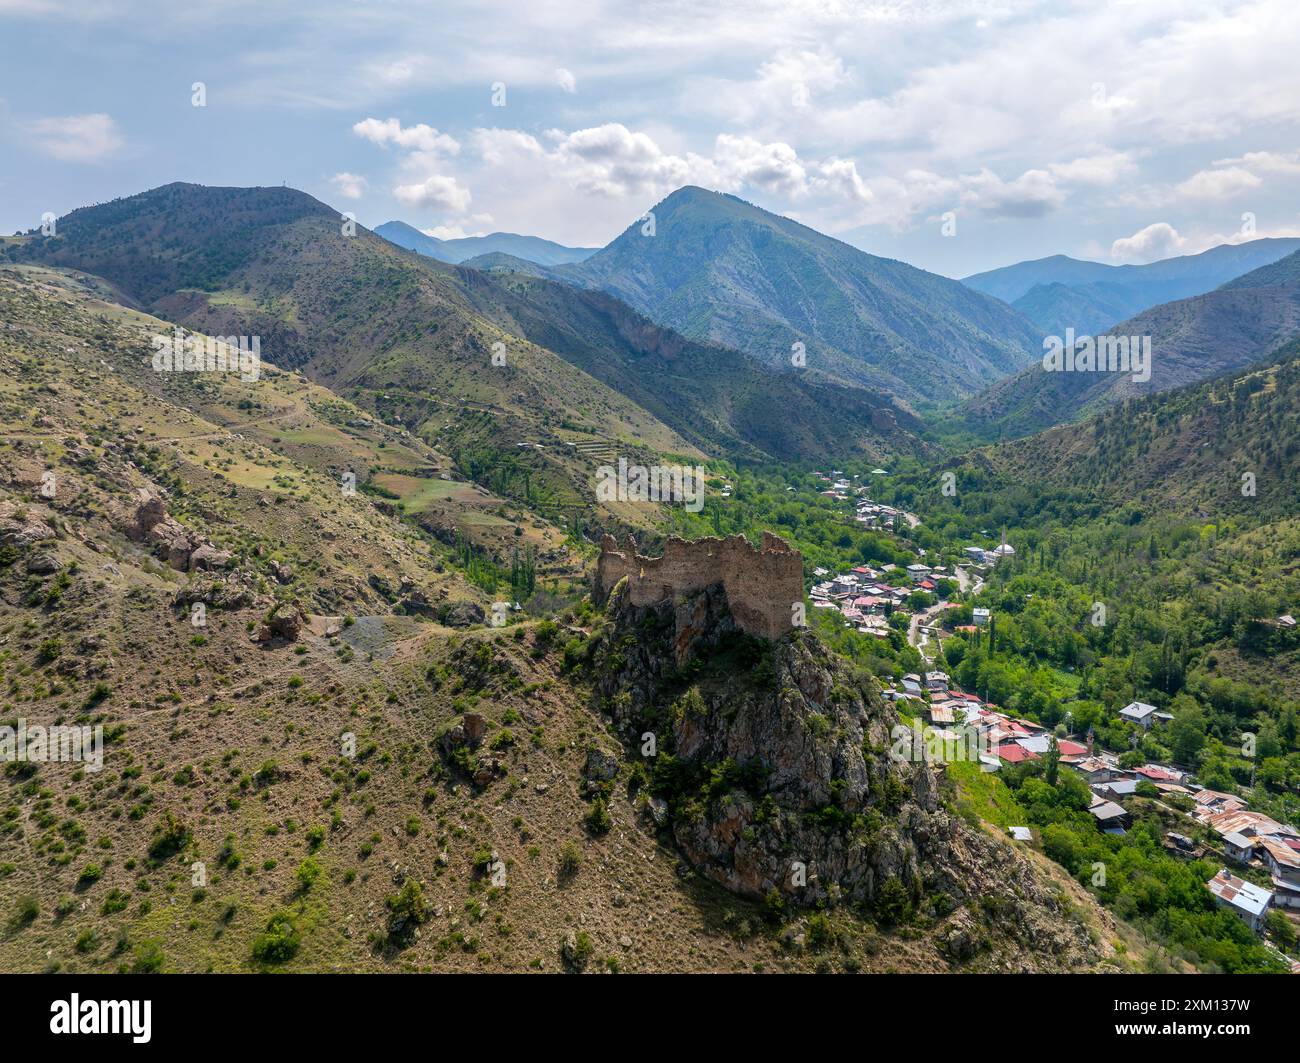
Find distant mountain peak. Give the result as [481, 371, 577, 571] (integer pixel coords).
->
[375, 221, 597, 267]
[567, 186, 1040, 403]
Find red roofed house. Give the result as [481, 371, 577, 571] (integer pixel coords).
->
[994, 743, 1038, 764]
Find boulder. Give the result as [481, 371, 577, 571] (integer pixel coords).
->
[189, 545, 233, 570]
[254, 603, 307, 643]
[584, 745, 621, 782]
[25, 551, 62, 574]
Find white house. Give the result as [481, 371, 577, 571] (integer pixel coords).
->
[972, 607, 991, 627]
[1206, 869, 1273, 932]
[1119, 701, 1159, 730]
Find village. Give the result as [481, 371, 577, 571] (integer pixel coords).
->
[807, 469, 1300, 963]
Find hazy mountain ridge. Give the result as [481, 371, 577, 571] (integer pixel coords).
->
[961, 251, 1300, 438]
[968, 238, 1300, 337]
[376, 220, 597, 266]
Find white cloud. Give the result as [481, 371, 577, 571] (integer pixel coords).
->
[555, 68, 576, 94]
[393, 174, 472, 213]
[1110, 222, 1187, 263]
[1049, 151, 1137, 186]
[545, 122, 715, 197]
[25, 113, 122, 162]
[960, 168, 1063, 219]
[329, 172, 368, 199]
[472, 128, 545, 166]
[352, 117, 459, 155]
[1176, 165, 1262, 199]
[713, 134, 807, 196]
[1215, 150, 1300, 176]
[813, 157, 873, 203]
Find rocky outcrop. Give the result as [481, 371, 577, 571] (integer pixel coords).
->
[593, 532, 803, 641]
[253, 602, 307, 643]
[589, 579, 1103, 970]
[119, 488, 230, 572]
[0, 500, 55, 548]
[442, 600, 486, 628]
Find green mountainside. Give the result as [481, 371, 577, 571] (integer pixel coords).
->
[961, 251, 1300, 439]
[567, 187, 1041, 405]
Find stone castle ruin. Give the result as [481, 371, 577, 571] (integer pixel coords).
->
[593, 533, 804, 640]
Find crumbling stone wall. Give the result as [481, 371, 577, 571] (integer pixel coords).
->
[594, 533, 804, 640]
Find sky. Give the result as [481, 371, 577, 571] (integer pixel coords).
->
[2, 0, 1299, 277]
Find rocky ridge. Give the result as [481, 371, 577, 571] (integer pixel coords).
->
[588, 575, 1112, 970]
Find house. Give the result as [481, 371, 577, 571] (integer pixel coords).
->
[1259, 838, 1300, 909]
[963, 546, 987, 564]
[906, 563, 932, 584]
[1136, 764, 1185, 784]
[928, 704, 956, 725]
[1056, 738, 1090, 761]
[1015, 734, 1054, 756]
[1194, 790, 1248, 819]
[1088, 798, 1130, 832]
[1278, 614, 1297, 628]
[1118, 701, 1159, 730]
[902, 674, 923, 697]
[1166, 832, 1195, 853]
[925, 671, 949, 692]
[1008, 826, 1033, 842]
[1070, 757, 1128, 785]
[972, 607, 991, 627]
[1223, 831, 1256, 864]
[993, 743, 1038, 765]
[1093, 778, 1141, 802]
[1206, 869, 1273, 932]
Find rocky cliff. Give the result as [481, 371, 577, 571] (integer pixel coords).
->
[588, 577, 1112, 970]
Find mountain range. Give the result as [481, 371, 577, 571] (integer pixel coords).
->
[964, 238, 1300, 338]
[962, 250, 1300, 438]
[4, 183, 924, 515]
[375, 219, 598, 266]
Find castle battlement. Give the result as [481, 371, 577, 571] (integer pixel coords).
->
[594, 532, 804, 641]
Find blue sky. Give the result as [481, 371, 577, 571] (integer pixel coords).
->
[2, 0, 1299, 277]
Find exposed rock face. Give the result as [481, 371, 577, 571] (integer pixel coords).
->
[0, 500, 55, 547]
[174, 579, 260, 612]
[590, 579, 1103, 970]
[443, 601, 486, 628]
[122, 488, 206, 571]
[593, 532, 803, 641]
